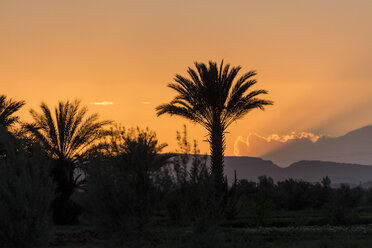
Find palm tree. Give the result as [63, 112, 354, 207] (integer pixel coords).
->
[0, 95, 25, 158]
[0, 95, 25, 129]
[25, 99, 112, 224]
[156, 61, 273, 189]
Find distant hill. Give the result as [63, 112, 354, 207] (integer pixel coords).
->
[223, 156, 372, 186]
[262, 125, 372, 166]
[222, 156, 282, 181]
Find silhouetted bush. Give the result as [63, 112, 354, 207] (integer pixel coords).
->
[82, 127, 170, 247]
[163, 126, 211, 225]
[0, 130, 55, 248]
[276, 179, 314, 211]
[328, 184, 363, 224]
[161, 126, 227, 246]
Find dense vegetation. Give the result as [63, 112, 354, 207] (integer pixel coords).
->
[0, 128, 55, 248]
[1, 121, 372, 247]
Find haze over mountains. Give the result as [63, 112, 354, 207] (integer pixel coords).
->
[235, 125, 372, 166]
[224, 125, 372, 186]
[223, 157, 372, 187]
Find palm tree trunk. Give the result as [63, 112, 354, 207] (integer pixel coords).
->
[210, 124, 225, 192]
[52, 159, 80, 224]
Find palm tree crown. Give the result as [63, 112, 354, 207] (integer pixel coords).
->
[0, 95, 25, 129]
[156, 61, 273, 188]
[25, 99, 112, 161]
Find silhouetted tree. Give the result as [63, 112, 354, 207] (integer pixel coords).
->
[83, 128, 170, 246]
[0, 95, 25, 130]
[156, 61, 272, 190]
[24, 99, 111, 224]
[0, 95, 25, 158]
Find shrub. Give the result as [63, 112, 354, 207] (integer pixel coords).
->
[82, 127, 170, 247]
[0, 130, 55, 248]
[163, 126, 226, 247]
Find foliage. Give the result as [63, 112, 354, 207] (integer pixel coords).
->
[24, 99, 111, 224]
[328, 184, 364, 224]
[82, 127, 170, 247]
[161, 126, 229, 247]
[0, 129, 55, 248]
[0, 95, 25, 130]
[0, 95, 25, 158]
[24, 99, 112, 161]
[156, 60, 273, 190]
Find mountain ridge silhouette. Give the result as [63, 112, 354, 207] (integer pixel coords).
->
[261, 124, 372, 166]
[223, 156, 372, 186]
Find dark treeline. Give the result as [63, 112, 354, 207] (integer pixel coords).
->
[234, 176, 371, 225]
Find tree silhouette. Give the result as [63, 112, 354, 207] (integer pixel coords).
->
[156, 61, 273, 190]
[0, 95, 25, 130]
[24, 99, 111, 224]
[0, 95, 25, 158]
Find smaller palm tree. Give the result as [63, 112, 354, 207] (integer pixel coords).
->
[0, 95, 25, 129]
[25, 99, 112, 224]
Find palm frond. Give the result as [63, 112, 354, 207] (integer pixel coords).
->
[0, 95, 25, 129]
[156, 59, 273, 136]
[25, 100, 112, 161]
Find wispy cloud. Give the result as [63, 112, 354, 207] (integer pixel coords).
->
[91, 101, 114, 106]
[141, 101, 150, 105]
[255, 132, 322, 143]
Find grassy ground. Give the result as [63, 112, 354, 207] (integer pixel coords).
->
[49, 224, 372, 247]
[48, 225, 99, 248]
[48, 209, 372, 247]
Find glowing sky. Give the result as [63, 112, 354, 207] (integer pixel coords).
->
[1, 0, 372, 156]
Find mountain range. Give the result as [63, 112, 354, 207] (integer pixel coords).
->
[223, 157, 372, 187]
[261, 125, 372, 166]
[222, 125, 372, 186]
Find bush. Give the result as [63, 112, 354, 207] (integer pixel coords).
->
[162, 126, 226, 247]
[82, 127, 170, 247]
[0, 130, 55, 248]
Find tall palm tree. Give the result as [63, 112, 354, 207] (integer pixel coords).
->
[0, 95, 25, 129]
[156, 61, 273, 189]
[25, 99, 112, 224]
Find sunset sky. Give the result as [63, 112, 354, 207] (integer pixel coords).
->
[1, 0, 372, 156]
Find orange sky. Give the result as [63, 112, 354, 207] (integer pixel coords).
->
[1, 0, 372, 156]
